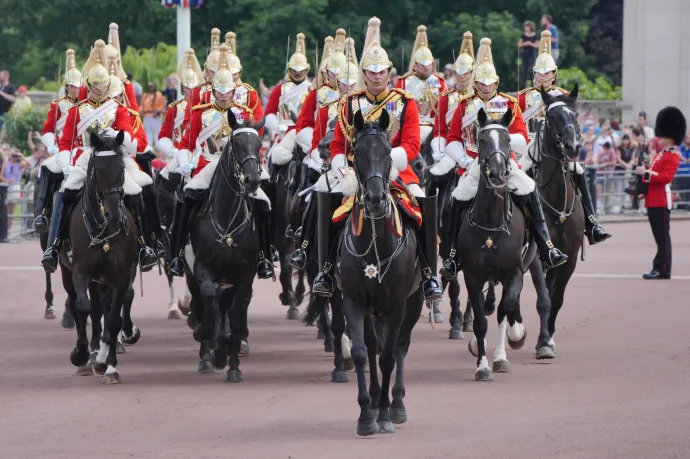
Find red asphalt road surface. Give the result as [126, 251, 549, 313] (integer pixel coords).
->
[1, 221, 689, 459]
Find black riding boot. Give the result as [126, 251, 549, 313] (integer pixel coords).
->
[573, 171, 612, 245]
[523, 191, 569, 269]
[289, 193, 318, 270]
[439, 198, 470, 279]
[313, 192, 342, 297]
[126, 194, 158, 272]
[40, 189, 77, 273]
[168, 190, 201, 277]
[416, 193, 443, 301]
[253, 199, 276, 280]
[142, 185, 165, 258]
[33, 167, 61, 233]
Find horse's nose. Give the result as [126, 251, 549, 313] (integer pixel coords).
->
[365, 190, 386, 208]
[245, 174, 260, 190]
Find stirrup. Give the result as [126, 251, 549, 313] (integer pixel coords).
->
[257, 260, 276, 280]
[285, 225, 295, 239]
[422, 276, 443, 301]
[138, 245, 157, 272]
[169, 257, 185, 277]
[312, 271, 334, 297]
[33, 215, 48, 233]
[289, 248, 308, 270]
[40, 247, 59, 273]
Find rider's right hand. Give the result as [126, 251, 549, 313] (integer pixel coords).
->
[62, 165, 74, 176]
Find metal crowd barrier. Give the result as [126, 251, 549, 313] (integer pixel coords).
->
[1, 180, 39, 242]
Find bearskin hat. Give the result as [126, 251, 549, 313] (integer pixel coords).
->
[655, 106, 687, 145]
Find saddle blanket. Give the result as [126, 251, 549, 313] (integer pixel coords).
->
[332, 178, 422, 228]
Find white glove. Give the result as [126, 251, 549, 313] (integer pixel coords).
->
[430, 137, 446, 163]
[47, 145, 58, 156]
[276, 124, 288, 135]
[430, 155, 457, 176]
[169, 148, 179, 159]
[62, 164, 74, 176]
[180, 162, 194, 175]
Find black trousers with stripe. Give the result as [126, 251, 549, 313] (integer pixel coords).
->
[647, 207, 672, 275]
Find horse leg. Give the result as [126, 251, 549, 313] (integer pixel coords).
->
[178, 283, 192, 317]
[462, 286, 474, 333]
[167, 271, 184, 319]
[120, 282, 140, 346]
[239, 291, 251, 357]
[529, 256, 554, 359]
[226, 284, 251, 383]
[392, 289, 424, 424]
[61, 275, 76, 329]
[447, 277, 464, 340]
[484, 283, 497, 316]
[547, 259, 577, 350]
[342, 297, 377, 436]
[376, 304, 406, 434]
[198, 341, 214, 373]
[43, 271, 56, 319]
[211, 286, 231, 371]
[430, 298, 443, 324]
[364, 316, 380, 421]
[69, 270, 91, 369]
[330, 290, 348, 382]
[101, 280, 130, 384]
[320, 299, 334, 353]
[466, 276, 491, 381]
[280, 257, 299, 320]
[193, 265, 220, 344]
[492, 269, 522, 373]
[294, 269, 306, 307]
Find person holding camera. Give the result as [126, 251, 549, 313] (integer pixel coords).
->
[635, 106, 685, 280]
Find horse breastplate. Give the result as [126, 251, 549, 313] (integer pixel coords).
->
[279, 81, 310, 124]
[462, 95, 511, 153]
[317, 85, 339, 108]
[523, 87, 566, 139]
[79, 103, 118, 148]
[405, 74, 442, 126]
[351, 93, 405, 139]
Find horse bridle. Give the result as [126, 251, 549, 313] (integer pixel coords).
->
[223, 127, 261, 186]
[352, 126, 393, 218]
[83, 149, 126, 249]
[478, 124, 511, 188]
[539, 101, 581, 164]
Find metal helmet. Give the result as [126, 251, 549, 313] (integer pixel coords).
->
[288, 33, 310, 72]
[453, 31, 475, 76]
[225, 32, 243, 76]
[177, 48, 203, 90]
[473, 37, 499, 86]
[337, 60, 359, 88]
[64, 49, 82, 88]
[108, 65, 124, 99]
[533, 30, 558, 75]
[84, 40, 110, 92]
[205, 28, 222, 74]
[212, 44, 236, 95]
[315, 35, 335, 88]
[359, 17, 391, 90]
[409, 25, 434, 72]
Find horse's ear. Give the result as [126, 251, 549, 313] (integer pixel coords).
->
[354, 110, 364, 132]
[115, 130, 125, 146]
[228, 109, 239, 131]
[90, 132, 102, 151]
[478, 107, 488, 127]
[253, 115, 265, 131]
[501, 107, 513, 127]
[570, 83, 579, 101]
[378, 109, 390, 132]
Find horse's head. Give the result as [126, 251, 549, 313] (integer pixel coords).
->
[89, 130, 126, 224]
[352, 109, 392, 217]
[225, 109, 263, 193]
[477, 107, 512, 189]
[541, 83, 581, 161]
[318, 118, 337, 162]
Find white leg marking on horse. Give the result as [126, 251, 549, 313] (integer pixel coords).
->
[548, 337, 555, 347]
[475, 356, 490, 373]
[342, 334, 352, 360]
[507, 321, 526, 341]
[105, 365, 118, 375]
[96, 340, 110, 364]
[493, 317, 508, 362]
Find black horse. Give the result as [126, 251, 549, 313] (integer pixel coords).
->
[59, 131, 138, 384]
[526, 86, 586, 355]
[456, 108, 537, 381]
[184, 110, 263, 382]
[335, 110, 425, 436]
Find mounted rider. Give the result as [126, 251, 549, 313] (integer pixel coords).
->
[429, 31, 475, 164]
[518, 30, 611, 246]
[311, 16, 443, 301]
[78, 23, 139, 112]
[181, 28, 222, 134]
[225, 32, 264, 122]
[33, 49, 82, 233]
[167, 44, 275, 280]
[396, 25, 446, 150]
[264, 33, 312, 170]
[289, 41, 360, 270]
[429, 37, 568, 278]
[40, 40, 157, 273]
[157, 48, 204, 179]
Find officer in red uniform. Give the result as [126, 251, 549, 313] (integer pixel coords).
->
[636, 106, 685, 280]
[225, 32, 265, 125]
[312, 17, 443, 301]
[33, 49, 82, 233]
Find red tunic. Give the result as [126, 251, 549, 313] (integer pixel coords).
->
[239, 84, 264, 123]
[42, 100, 70, 135]
[178, 102, 255, 177]
[159, 103, 180, 146]
[311, 104, 331, 152]
[128, 109, 148, 153]
[58, 99, 134, 164]
[296, 88, 318, 132]
[182, 83, 213, 137]
[331, 89, 421, 185]
[395, 74, 447, 127]
[79, 80, 139, 112]
[643, 148, 681, 209]
[446, 93, 527, 175]
[264, 84, 282, 116]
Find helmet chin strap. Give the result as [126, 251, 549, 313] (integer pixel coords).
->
[289, 69, 307, 83]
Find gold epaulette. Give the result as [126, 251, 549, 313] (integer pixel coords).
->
[391, 87, 414, 100]
[241, 82, 256, 92]
[75, 99, 90, 107]
[121, 77, 130, 85]
[231, 101, 254, 117]
[499, 92, 519, 104]
[169, 99, 185, 108]
[518, 87, 533, 95]
[193, 102, 212, 111]
[126, 107, 141, 117]
[552, 86, 570, 96]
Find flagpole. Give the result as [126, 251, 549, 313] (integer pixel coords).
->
[176, 3, 191, 99]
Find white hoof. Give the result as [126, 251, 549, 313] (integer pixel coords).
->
[507, 322, 526, 341]
[167, 308, 185, 320]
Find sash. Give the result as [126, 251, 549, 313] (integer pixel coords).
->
[522, 103, 541, 122]
[174, 107, 185, 129]
[76, 100, 118, 138]
[56, 115, 67, 133]
[196, 114, 224, 146]
[462, 108, 480, 129]
[280, 81, 310, 106]
[445, 103, 459, 127]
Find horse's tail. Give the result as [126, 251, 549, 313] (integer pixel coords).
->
[300, 295, 321, 325]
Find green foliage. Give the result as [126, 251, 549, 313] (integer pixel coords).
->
[121, 43, 178, 88]
[557, 68, 621, 100]
[1, 109, 47, 155]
